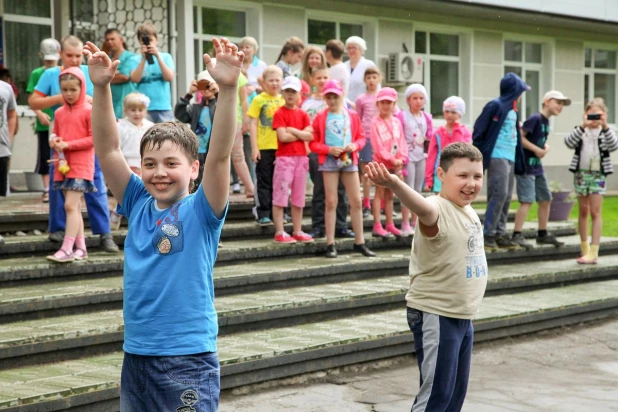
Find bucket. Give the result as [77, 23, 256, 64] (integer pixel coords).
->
[24, 172, 44, 192]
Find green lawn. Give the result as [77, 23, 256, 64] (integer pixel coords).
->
[475, 196, 618, 237]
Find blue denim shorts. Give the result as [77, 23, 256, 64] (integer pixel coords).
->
[515, 174, 551, 203]
[120, 351, 220, 411]
[148, 109, 175, 124]
[318, 154, 358, 173]
[52, 178, 97, 193]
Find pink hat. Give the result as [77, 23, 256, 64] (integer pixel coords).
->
[377, 87, 398, 102]
[322, 79, 343, 96]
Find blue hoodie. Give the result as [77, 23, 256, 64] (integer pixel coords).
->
[472, 72, 529, 173]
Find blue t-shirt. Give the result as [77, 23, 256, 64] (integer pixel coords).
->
[118, 173, 227, 356]
[491, 109, 517, 161]
[195, 106, 212, 154]
[325, 112, 352, 147]
[128, 52, 175, 111]
[521, 112, 549, 176]
[111, 50, 137, 119]
[34, 65, 94, 112]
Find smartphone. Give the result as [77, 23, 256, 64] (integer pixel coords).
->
[587, 113, 601, 120]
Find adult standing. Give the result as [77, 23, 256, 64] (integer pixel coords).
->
[104, 29, 136, 119]
[344, 36, 378, 103]
[129, 23, 175, 123]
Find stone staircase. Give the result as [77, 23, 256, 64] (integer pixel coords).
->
[0, 194, 617, 411]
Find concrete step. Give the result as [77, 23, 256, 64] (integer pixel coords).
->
[0, 218, 569, 258]
[1, 254, 618, 370]
[2, 279, 618, 411]
[2, 234, 615, 324]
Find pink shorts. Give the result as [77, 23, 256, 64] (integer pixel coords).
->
[272, 155, 309, 208]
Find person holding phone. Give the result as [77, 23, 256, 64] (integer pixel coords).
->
[128, 23, 175, 123]
[565, 98, 618, 264]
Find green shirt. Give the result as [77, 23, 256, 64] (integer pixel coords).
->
[26, 66, 54, 132]
[237, 73, 248, 123]
[111, 50, 137, 119]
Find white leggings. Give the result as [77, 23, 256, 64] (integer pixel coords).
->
[404, 159, 426, 193]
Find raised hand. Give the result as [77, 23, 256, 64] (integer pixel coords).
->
[83, 42, 120, 87]
[365, 162, 398, 189]
[204, 38, 244, 89]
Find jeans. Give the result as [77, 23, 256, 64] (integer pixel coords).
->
[484, 158, 515, 237]
[120, 351, 220, 412]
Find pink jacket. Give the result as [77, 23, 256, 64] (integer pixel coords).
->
[310, 108, 366, 165]
[52, 67, 94, 182]
[370, 116, 408, 170]
[425, 123, 472, 189]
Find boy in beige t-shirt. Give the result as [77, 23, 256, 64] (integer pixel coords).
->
[365, 142, 488, 412]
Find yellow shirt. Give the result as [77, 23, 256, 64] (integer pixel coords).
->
[247, 92, 284, 150]
[406, 195, 488, 319]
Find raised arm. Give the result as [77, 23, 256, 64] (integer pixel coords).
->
[83, 42, 133, 204]
[201, 38, 244, 216]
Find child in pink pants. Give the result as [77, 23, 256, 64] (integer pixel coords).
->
[271, 76, 314, 243]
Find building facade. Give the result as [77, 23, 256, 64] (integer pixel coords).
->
[2, 0, 617, 188]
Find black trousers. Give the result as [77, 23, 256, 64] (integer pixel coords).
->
[254, 149, 276, 219]
[0, 156, 9, 197]
[308, 153, 348, 231]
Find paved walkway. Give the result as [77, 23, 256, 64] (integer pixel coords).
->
[220, 318, 618, 412]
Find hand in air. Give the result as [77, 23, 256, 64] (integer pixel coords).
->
[204, 38, 244, 89]
[365, 162, 399, 189]
[83, 42, 120, 87]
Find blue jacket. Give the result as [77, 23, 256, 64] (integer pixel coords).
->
[472, 72, 528, 173]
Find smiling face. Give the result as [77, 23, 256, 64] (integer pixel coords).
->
[545, 98, 565, 117]
[346, 44, 362, 61]
[60, 78, 81, 106]
[126, 105, 147, 126]
[61, 45, 83, 68]
[141, 140, 199, 209]
[438, 158, 483, 207]
[308, 52, 323, 69]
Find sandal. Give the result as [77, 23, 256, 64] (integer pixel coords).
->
[73, 248, 88, 260]
[47, 249, 74, 263]
[42, 191, 49, 203]
[576, 256, 597, 264]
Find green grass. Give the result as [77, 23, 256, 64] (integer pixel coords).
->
[474, 196, 618, 237]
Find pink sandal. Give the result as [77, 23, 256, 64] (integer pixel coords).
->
[47, 249, 75, 263]
[576, 256, 597, 264]
[73, 249, 88, 260]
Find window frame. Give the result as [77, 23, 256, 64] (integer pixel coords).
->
[584, 44, 618, 125]
[2, 3, 54, 113]
[304, 10, 368, 48]
[502, 39, 545, 120]
[413, 27, 462, 120]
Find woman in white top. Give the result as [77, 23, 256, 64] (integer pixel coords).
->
[344, 36, 378, 103]
[239, 36, 267, 95]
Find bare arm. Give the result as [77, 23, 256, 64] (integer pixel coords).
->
[130, 56, 146, 83]
[521, 135, 545, 158]
[84, 42, 132, 204]
[277, 127, 298, 143]
[201, 38, 244, 216]
[28, 93, 64, 111]
[110, 73, 130, 85]
[156, 53, 175, 82]
[250, 117, 260, 162]
[288, 127, 313, 142]
[7, 109, 16, 142]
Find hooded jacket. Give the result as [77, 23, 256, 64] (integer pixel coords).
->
[52, 67, 94, 182]
[472, 72, 528, 173]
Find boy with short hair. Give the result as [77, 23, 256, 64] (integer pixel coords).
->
[248, 65, 284, 226]
[365, 142, 487, 411]
[511, 90, 571, 249]
[473, 72, 529, 251]
[271, 76, 314, 243]
[84, 37, 241, 409]
[325, 39, 349, 97]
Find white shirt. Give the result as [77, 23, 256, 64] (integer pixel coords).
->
[118, 118, 154, 168]
[402, 111, 427, 162]
[580, 127, 602, 171]
[345, 57, 378, 102]
[329, 62, 350, 97]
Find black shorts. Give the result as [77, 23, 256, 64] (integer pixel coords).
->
[0, 156, 9, 196]
[35, 130, 51, 175]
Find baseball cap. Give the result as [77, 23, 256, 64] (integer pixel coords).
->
[322, 79, 343, 96]
[543, 90, 571, 106]
[281, 76, 301, 92]
[40, 38, 61, 61]
[376, 87, 398, 102]
[197, 70, 215, 83]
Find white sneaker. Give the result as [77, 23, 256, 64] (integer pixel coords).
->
[400, 226, 415, 237]
[232, 183, 241, 193]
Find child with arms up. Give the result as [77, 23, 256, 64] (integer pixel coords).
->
[365, 142, 487, 412]
[84, 37, 242, 409]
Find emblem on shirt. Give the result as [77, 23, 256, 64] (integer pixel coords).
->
[153, 203, 184, 255]
[464, 220, 488, 279]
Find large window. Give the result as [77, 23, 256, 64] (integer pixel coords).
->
[415, 31, 460, 118]
[504, 40, 543, 119]
[2, 0, 53, 105]
[193, 6, 247, 74]
[584, 47, 616, 124]
[307, 19, 363, 45]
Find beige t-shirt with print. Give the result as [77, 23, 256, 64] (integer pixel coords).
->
[405, 195, 488, 319]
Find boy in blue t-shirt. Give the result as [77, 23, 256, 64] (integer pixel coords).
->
[84, 37, 241, 409]
[473, 72, 529, 251]
[511, 90, 571, 249]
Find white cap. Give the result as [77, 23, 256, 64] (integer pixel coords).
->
[40, 38, 61, 61]
[345, 36, 367, 52]
[443, 96, 466, 117]
[404, 83, 428, 109]
[281, 76, 302, 92]
[197, 70, 215, 83]
[543, 90, 571, 106]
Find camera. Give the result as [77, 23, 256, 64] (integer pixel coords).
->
[587, 113, 601, 121]
[142, 35, 155, 64]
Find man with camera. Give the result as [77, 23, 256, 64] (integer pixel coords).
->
[128, 23, 175, 123]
